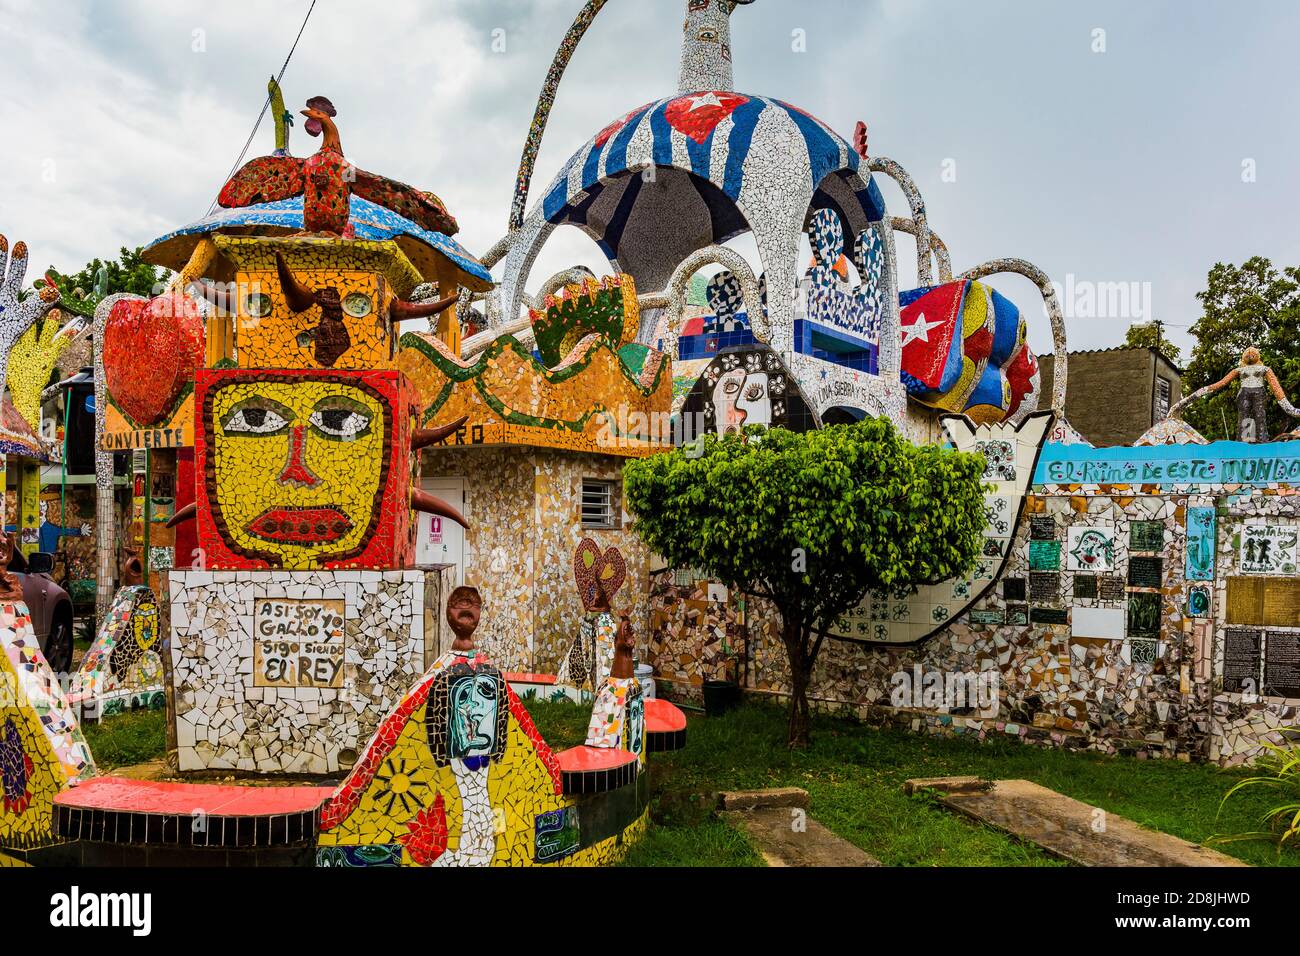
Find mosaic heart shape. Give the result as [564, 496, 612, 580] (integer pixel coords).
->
[573, 538, 626, 610]
[663, 91, 749, 143]
[104, 293, 205, 426]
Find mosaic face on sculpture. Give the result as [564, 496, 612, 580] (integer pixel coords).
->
[446, 585, 483, 648]
[427, 660, 509, 766]
[680, 346, 817, 441]
[202, 371, 391, 568]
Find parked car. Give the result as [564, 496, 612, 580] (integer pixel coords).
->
[8, 550, 76, 673]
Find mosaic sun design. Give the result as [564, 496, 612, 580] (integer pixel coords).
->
[205, 375, 391, 569]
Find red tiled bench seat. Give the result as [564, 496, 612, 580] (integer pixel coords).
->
[645, 698, 687, 752]
[555, 746, 638, 795]
[53, 778, 334, 848]
[504, 672, 558, 685]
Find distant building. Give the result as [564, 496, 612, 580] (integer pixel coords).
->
[1038, 346, 1182, 447]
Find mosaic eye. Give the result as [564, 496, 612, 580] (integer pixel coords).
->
[310, 397, 372, 441]
[698, 28, 717, 41]
[342, 292, 372, 318]
[722, 378, 741, 396]
[222, 398, 294, 436]
[246, 292, 273, 317]
[743, 381, 765, 401]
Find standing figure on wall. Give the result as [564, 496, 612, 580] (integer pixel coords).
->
[556, 576, 618, 691]
[559, 538, 627, 690]
[1168, 346, 1300, 442]
[584, 613, 645, 756]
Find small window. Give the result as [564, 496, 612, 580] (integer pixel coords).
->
[1155, 378, 1172, 420]
[581, 479, 620, 530]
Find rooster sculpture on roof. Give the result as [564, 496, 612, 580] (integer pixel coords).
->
[217, 96, 459, 237]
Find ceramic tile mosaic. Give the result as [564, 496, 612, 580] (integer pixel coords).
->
[168, 569, 442, 774]
[653, 436, 1300, 765]
[194, 368, 418, 570]
[584, 677, 644, 756]
[398, 275, 671, 457]
[70, 585, 164, 714]
[212, 236, 424, 371]
[0, 601, 96, 849]
[0, 236, 63, 460]
[316, 645, 645, 866]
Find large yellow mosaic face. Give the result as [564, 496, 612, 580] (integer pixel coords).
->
[209, 378, 388, 569]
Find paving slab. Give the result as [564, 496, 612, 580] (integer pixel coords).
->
[718, 786, 810, 811]
[721, 805, 880, 867]
[909, 777, 1247, 867]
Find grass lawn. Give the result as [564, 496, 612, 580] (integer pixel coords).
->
[525, 696, 1300, 867]
[81, 708, 168, 771]
[76, 695, 1297, 867]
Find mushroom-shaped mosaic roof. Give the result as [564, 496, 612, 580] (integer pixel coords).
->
[143, 195, 493, 291]
[539, 90, 886, 260]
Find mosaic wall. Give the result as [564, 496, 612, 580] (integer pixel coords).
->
[168, 568, 450, 774]
[1210, 489, 1300, 765]
[71, 585, 164, 715]
[649, 436, 1300, 764]
[399, 275, 671, 457]
[422, 446, 652, 676]
[0, 601, 96, 849]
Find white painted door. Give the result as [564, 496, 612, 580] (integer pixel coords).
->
[416, 477, 465, 584]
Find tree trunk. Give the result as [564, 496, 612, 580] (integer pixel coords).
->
[782, 617, 813, 749]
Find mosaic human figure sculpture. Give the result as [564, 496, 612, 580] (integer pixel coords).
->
[1168, 347, 1299, 443]
[584, 613, 645, 757]
[678, 0, 756, 93]
[421, 585, 507, 867]
[557, 575, 617, 690]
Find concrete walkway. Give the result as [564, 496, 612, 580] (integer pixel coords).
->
[719, 788, 880, 867]
[907, 776, 1247, 867]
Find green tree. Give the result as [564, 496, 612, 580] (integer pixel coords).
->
[623, 418, 987, 748]
[43, 246, 170, 317]
[1123, 322, 1181, 366]
[1183, 257, 1300, 440]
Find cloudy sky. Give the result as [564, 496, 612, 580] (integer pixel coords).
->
[2, 0, 1297, 360]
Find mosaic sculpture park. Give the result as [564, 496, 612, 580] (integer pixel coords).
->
[2, 0, 1299, 867]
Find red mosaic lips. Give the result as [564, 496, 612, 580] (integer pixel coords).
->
[247, 507, 353, 544]
[103, 292, 205, 426]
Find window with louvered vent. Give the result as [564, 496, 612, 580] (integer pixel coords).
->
[581, 479, 619, 530]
